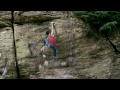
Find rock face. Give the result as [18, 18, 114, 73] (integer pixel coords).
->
[0, 11, 120, 79]
[0, 11, 16, 79]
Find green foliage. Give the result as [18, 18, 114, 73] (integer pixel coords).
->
[74, 11, 120, 38]
[74, 11, 120, 28]
[100, 21, 117, 31]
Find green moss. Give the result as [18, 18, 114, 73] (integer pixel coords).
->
[0, 23, 9, 28]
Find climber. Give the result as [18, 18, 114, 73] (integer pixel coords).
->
[41, 21, 57, 60]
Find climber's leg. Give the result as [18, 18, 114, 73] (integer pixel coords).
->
[50, 45, 56, 60]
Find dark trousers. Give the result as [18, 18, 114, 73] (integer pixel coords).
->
[50, 45, 56, 57]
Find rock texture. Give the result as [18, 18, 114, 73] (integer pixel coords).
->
[0, 11, 120, 79]
[0, 11, 16, 79]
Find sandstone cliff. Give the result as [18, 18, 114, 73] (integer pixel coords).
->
[0, 11, 120, 79]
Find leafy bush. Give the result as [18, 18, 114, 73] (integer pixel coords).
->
[74, 11, 120, 36]
[100, 21, 117, 31]
[74, 11, 120, 53]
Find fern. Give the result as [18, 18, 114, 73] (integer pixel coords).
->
[100, 21, 118, 31]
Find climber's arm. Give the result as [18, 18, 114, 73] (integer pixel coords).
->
[51, 21, 58, 37]
[51, 22, 57, 36]
[51, 22, 54, 36]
